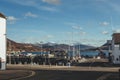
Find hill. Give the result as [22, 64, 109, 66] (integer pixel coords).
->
[7, 39, 96, 54]
[7, 39, 41, 54]
[34, 42, 95, 51]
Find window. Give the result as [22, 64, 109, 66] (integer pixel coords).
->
[116, 58, 118, 61]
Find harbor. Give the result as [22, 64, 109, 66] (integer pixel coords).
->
[1, 0, 120, 80]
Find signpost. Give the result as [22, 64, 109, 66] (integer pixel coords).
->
[0, 13, 6, 70]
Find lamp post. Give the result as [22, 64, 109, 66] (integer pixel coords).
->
[40, 41, 45, 65]
[40, 41, 43, 55]
[72, 31, 75, 60]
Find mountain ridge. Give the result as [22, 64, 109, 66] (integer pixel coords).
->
[7, 38, 96, 53]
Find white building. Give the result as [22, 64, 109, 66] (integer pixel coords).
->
[0, 13, 6, 70]
[112, 33, 120, 64]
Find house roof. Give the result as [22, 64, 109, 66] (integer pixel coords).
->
[112, 33, 120, 44]
[0, 13, 6, 19]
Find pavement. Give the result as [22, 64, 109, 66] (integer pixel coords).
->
[0, 64, 119, 80]
[7, 64, 120, 72]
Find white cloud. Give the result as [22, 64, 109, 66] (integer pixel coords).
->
[113, 29, 120, 33]
[72, 26, 82, 30]
[80, 31, 86, 35]
[65, 32, 72, 35]
[8, 0, 37, 7]
[108, 2, 120, 13]
[7, 16, 18, 24]
[100, 21, 109, 26]
[46, 35, 54, 38]
[25, 12, 38, 18]
[95, 0, 107, 1]
[40, 6, 58, 12]
[7, 0, 59, 12]
[64, 22, 77, 26]
[42, 0, 61, 5]
[97, 1, 120, 14]
[102, 31, 109, 35]
[65, 31, 86, 36]
[41, 34, 54, 41]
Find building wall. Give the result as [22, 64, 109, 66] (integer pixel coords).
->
[112, 36, 120, 64]
[0, 16, 6, 70]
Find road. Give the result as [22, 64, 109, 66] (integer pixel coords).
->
[18, 70, 116, 80]
[7, 64, 119, 80]
[1, 58, 119, 80]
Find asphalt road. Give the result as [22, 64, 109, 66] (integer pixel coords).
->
[4, 60, 120, 80]
[18, 70, 115, 80]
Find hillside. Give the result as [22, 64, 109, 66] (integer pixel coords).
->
[7, 39, 42, 53]
[7, 39, 96, 54]
[34, 42, 95, 51]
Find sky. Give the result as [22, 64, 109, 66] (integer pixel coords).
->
[1, 0, 120, 47]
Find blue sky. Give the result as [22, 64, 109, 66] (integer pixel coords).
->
[1, 0, 120, 46]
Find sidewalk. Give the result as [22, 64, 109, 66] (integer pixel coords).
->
[7, 64, 119, 72]
[0, 70, 34, 80]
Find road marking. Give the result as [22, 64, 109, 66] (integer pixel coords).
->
[97, 73, 112, 80]
[10, 71, 35, 80]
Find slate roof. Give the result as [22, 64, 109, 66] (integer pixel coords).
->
[0, 13, 6, 19]
[112, 33, 120, 44]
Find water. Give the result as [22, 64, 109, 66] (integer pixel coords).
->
[67, 51, 99, 57]
[21, 51, 49, 55]
[21, 50, 109, 57]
